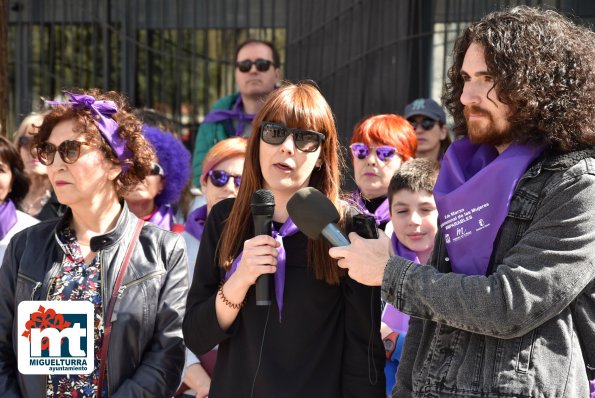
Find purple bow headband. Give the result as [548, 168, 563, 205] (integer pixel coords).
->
[45, 90, 133, 172]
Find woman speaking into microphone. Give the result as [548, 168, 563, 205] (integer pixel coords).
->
[183, 81, 385, 397]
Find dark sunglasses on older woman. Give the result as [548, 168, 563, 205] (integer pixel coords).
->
[350, 143, 399, 162]
[236, 59, 274, 73]
[208, 169, 241, 188]
[33, 140, 91, 166]
[260, 121, 326, 153]
[408, 118, 437, 130]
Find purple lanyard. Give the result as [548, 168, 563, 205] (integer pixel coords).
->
[381, 233, 419, 333]
[0, 200, 18, 241]
[202, 95, 255, 137]
[185, 204, 207, 241]
[226, 218, 300, 321]
[433, 138, 544, 275]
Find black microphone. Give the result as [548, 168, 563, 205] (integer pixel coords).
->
[287, 187, 350, 247]
[251, 189, 275, 306]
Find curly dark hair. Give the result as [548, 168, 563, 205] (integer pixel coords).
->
[34, 88, 155, 196]
[442, 6, 595, 153]
[0, 136, 30, 207]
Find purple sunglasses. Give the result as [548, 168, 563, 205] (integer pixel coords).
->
[207, 169, 241, 188]
[350, 143, 399, 161]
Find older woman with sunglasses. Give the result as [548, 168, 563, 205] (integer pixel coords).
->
[0, 136, 39, 264]
[125, 125, 191, 233]
[0, 89, 187, 398]
[177, 136, 246, 398]
[184, 82, 385, 397]
[349, 114, 417, 231]
[12, 111, 67, 220]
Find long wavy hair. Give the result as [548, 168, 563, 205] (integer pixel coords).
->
[443, 6, 595, 153]
[218, 81, 346, 285]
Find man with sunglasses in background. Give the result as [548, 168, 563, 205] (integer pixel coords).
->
[191, 39, 280, 188]
[404, 98, 451, 162]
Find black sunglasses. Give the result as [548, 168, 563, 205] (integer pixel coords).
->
[17, 135, 33, 148]
[33, 140, 91, 166]
[260, 121, 326, 153]
[150, 163, 164, 177]
[408, 118, 438, 130]
[207, 169, 241, 188]
[236, 58, 274, 73]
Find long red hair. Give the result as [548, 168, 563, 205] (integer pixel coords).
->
[350, 114, 417, 161]
[218, 81, 345, 284]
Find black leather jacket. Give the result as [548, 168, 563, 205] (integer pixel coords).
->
[0, 204, 188, 397]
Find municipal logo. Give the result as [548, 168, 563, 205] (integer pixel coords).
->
[18, 301, 94, 374]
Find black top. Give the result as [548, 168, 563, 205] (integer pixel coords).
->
[184, 198, 385, 398]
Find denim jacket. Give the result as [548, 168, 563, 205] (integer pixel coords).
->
[383, 149, 595, 397]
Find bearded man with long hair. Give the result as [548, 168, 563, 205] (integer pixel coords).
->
[330, 6, 595, 397]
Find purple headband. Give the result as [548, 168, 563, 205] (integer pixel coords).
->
[45, 90, 133, 172]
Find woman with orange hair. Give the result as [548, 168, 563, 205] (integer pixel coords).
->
[183, 82, 385, 397]
[349, 114, 417, 230]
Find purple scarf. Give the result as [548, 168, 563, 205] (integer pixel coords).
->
[0, 200, 18, 241]
[46, 91, 133, 173]
[351, 191, 391, 226]
[185, 204, 207, 241]
[202, 95, 255, 137]
[147, 204, 175, 231]
[381, 233, 419, 333]
[226, 217, 300, 321]
[433, 138, 543, 275]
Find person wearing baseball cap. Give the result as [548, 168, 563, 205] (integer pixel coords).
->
[404, 98, 451, 161]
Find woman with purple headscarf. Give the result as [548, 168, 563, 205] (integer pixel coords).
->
[0, 136, 38, 264]
[0, 89, 188, 398]
[124, 125, 191, 233]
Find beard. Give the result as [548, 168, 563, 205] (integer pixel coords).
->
[464, 106, 512, 147]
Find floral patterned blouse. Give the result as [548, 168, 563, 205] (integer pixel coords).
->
[46, 227, 104, 398]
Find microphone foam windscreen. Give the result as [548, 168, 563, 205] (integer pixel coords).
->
[287, 187, 340, 240]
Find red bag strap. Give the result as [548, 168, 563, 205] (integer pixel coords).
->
[97, 218, 144, 397]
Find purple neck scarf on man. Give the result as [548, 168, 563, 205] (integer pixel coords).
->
[226, 217, 299, 321]
[433, 137, 544, 276]
[202, 95, 255, 137]
[0, 200, 18, 241]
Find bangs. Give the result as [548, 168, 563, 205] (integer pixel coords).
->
[257, 85, 333, 136]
